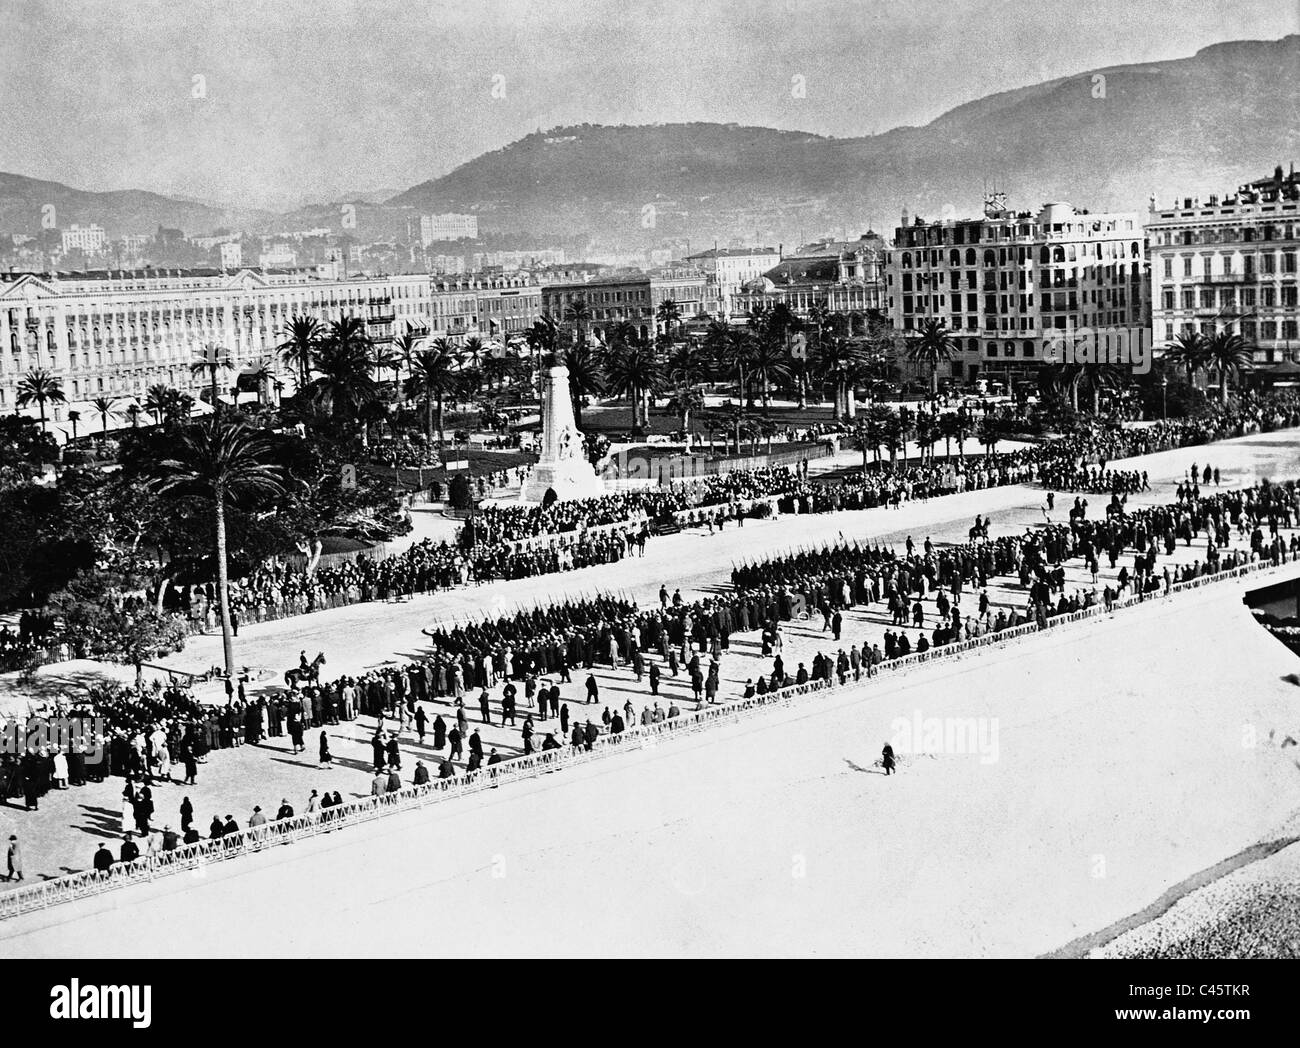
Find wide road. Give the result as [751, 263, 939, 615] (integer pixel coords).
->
[5, 573, 1299, 957]
[150, 428, 1300, 684]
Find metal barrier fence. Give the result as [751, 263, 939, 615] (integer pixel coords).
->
[0, 551, 1290, 923]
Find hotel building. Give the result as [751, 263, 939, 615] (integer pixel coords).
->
[1147, 164, 1300, 376]
[0, 267, 544, 432]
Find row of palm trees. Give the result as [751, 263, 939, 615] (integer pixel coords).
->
[1164, 329, 1254, 402]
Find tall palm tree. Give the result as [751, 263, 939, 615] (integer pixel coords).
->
[602, 342, 661, 436]
[370, 343, 402, 388]
[907, 318, 958, 396]
[308, 334, 378, 424]
[276, 315, 323, 392]
[16, 368, 66, 434]
[144, 384, 171, 426]
[812, 338, 867, 419]
[392, 325, 425, 387]
[67, 409, 81, 442]
[656, 298, 683, 338]
[1165, 331, 1211, 389]
[562, 346, 604, 429]
[190, 343, 233, 415]
[564, 298, 592, 350]
[1204, 330, 1254, 403]
[667, 386, 705, 450]
[858, 404, 897, 468]
[127, 403, 141, 429]
[913, 411, 940, 464]
[404, 345, 458, 452]
[717, 328, 755, 414]
[152, 419, 286, 679]
[91, 395, 120, 438]
[747, 337, 792, 412]
[1079, 363, 1128, 415]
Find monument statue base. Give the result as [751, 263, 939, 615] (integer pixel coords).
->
[521, 459, 605, 504]
[520, 358, 607, 504]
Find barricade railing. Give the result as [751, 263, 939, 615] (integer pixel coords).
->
[0, 550, 1292, 922]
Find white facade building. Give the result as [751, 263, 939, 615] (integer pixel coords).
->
[420, 213, 479, 244]
[61, 224, 108, 256]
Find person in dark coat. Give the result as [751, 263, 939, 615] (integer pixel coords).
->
[371, 732, 386, 773]
[209, 816, 224, 840]
[560, 703, 570, 735]
[448, 726, 463, 760]
[433, 714, 447, 750]
[120, 834, 140, 863]
[319, 731, 332, 766]
[478, 689, 492, 725]
[385, 735, 401, 770]
[585, 674, 599, 704]
[93, 844, 114, 873]
[882, 744, 896, 776]
[468, 729, 483, 759]
[414, 705, 427, 743]
[649, 662, 660, 695]
[180, 796, 194, 833]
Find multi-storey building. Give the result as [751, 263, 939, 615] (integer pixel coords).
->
[60, 224, 107, 256]
[219, 242, 243, 270]
[732, 235, 885, 322]
[420, 213, 479, 244]
[1147, 164, 1300, 375]
[685, 246, 781, 315]
[885, 196, 1147, 382]
[0, 267, 436, 427]
[541, 268, 707, 342]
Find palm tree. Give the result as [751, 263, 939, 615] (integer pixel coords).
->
[564, 298, 592, 349]
[602, 342, 661, 436]
[127, 403, 141, 429]
[907, 318, 958, 396]
[747, 337, 792, 412]
[67, 409, 81, 442]
[563, 345, 604, 429]
[248, 358, 277, 407]
[1165, 331, 1211, 389]
[152, 419, 286, 679]
[913, 411, 940, 464]
[91, 396, 120, 438]
[276, 315, 323, 392]
[404, 345, 458, 452]
[858, 404, 896, 468]
[145, 384, 172, 425]
[1079, 363, 1128, 415]
[392, 325, 425, 387]
[16, 369, 66, 434]
[525, 314, 560, 399]
[812, 338, 867, 419]
[308, 334, 378, 424]
[370, 343, 402, 388]
[1204, 330, 1254, 403]
[190, 343, 233, 415]
[716, 328, 755, 415]
[656, 298, 683, 338]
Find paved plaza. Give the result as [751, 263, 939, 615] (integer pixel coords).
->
[2, 428, 1300, 908]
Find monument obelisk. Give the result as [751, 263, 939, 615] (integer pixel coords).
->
[522, 357, 605, 503]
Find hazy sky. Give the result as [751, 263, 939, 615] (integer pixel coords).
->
[1, 0, 1295, 210]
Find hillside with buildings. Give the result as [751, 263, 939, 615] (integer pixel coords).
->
[391, 35, 1300, 246]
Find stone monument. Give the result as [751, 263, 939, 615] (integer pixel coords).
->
[521, 359, 605, 503]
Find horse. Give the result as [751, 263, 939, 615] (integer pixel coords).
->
[285, 651, 326, 688]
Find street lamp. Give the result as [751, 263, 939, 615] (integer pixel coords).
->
[1161, 374, 1168, 420]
